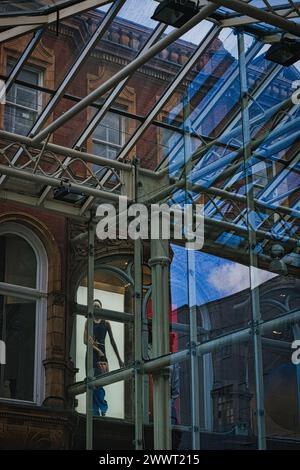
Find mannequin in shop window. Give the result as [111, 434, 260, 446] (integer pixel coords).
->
[84, 299, 124, 417]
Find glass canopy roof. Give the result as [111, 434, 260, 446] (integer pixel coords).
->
[0, 0, 299, 273]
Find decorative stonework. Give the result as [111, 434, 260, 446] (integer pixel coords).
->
[0, 403, 75, 450]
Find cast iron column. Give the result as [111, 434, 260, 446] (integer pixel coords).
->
[149, 239, 171, 450]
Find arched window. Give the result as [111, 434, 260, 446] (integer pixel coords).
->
[72, 256, 135, 419]
[0, 222, 47, 404]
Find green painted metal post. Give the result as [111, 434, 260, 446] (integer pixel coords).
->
[86, 220, 95, 450]
[183, 94, 201, 449]
[149, 238, 171, 450]
[238, 31, 266, 450]
[134, 159, 144, 449]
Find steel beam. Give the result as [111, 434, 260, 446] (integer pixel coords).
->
[221, 8, 299, 27]
[0, 164, 124, 203]
[177, 93, 295, 202]
[69, 308, 300, 395]
[211, 0, 300, 36]
[0, 188, 86, 219]
[225, 63, 282, 135]
[34, 0, 126, 138]
[0, 0, 111, 38]
[0, 25, 42, 44]
[0, 281, 45, 300]
[0, 129, 133, 172]
[4, 28, 43, 96]
[75, 303, 134, 323]
[143, 308, 300, 372]
[187, 95, 295, 170]
[188, 250, 201, 448]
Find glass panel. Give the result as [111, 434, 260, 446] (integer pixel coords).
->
[170, 358, 192, 450]
[62, 0, 161, 102]
[75, 312, 127, 419]
[209, 338, 256, 448]
[180, 28, 241, 139]
[0, 234, 37, 288]
[0, 295, 36, 402]
[124, 20, 213, 118]
[263, 330, 300, 446]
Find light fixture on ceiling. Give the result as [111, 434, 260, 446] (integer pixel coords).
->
[269, 243, 288, 275]
[266, 38, 300, 66]
[53, 185, 85, 204]
[272, 330, 283, 336]
[151, 0, 202, 28]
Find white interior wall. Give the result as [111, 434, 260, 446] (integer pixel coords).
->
[76, 286, 125, 418]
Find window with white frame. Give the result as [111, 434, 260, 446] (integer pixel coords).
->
[92, 111, 124, 164]
[4, 60, 42, 136]
[0, 222, 47, 404]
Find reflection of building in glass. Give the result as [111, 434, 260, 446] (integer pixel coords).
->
[0, 3, 299, 450]
[176, 275, 300, 445]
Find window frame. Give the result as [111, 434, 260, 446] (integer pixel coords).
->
[92, 110, 126, 163]
[0, 222, 48, 405]
[5, 59, 43, 135]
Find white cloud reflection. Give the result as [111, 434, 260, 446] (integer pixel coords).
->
[207, 262, 277, 296]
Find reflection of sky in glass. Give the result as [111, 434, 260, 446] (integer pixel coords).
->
[99, 0, 213, 45]
[99, 0, 159, 28]
[99, 0, 300, 38]
[171, 244, 276, 308]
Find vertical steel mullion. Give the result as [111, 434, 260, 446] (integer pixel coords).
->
[293, 324, 300, 427]
[134, 159, 144, 450]
[134, 236, 143, 449]
[0, 300, 7, 387]
[189, 40, 262, 134]
[157, 39, 262, 174]
[142, 289, 151, 425]
[238, 31, 266, 451]
[0, 0, 126, 188]
[86, 220, 95, 450]
[183, 94, 201, 449]
[225, 62, 282, 135]
[187, 249, 201, 448]
[180, 48, 283, 183]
